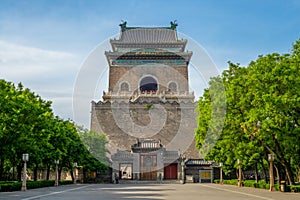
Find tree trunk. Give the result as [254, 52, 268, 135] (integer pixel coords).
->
[33, 164, 38, 181]
[12, 167, 15, 181]
[46, 165, 50, 180]
[274, 157, 295, 185]
[274, 164, 280, 185]
[242, 170, 244, 180]
[70, 169, 74, 182]
[0, 158, 4, 180]
[260, 162, 267, 183]
[271, 133, 295, 185]
[17, 164, 22, 181]
[284, 164, 294, 185]
[58, 166, 63, 180]
[298, 168, 300, 182]
[255, 162, 259, 183]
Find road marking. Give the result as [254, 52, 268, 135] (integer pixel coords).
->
[199, 184, 275, 200]
[21, 185, 91, 200]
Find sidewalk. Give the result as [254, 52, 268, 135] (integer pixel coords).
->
[201, 183, 300, 200]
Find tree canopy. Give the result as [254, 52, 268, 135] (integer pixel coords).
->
[195, 39, 300, 185]
[0, 80, 108, 181]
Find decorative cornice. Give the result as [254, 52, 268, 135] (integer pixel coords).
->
[93, 90, 195, 105]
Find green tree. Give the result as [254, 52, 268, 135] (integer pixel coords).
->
[195, 39, 300, 184]
[77, 126, 109, 164]
[0, 81, 53, 180]
[242, 48, 300, 184]
[0, 79, 109, 182]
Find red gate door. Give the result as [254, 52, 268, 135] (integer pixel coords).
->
[164, 164, 178, 179]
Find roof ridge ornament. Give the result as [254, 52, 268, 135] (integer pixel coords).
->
[119, 20, 127, 32]
[170, 20, 178, 30]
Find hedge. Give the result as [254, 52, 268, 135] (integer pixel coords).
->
[290, 185, 300, 193]
[214, 179, 238, 185]
[0, 180, 73, 192]
[214, 179, 299, 193]
[59, 180, 73, 185]
[0, 182, 22, 192]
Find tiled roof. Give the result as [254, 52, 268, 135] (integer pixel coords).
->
[185, 159, 214, 166]
[120, 28, 178, 43]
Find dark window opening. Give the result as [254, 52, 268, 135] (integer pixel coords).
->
[140, 77, 158, 92]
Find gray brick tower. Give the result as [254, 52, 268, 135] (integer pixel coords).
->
[90, 22, 199, 181]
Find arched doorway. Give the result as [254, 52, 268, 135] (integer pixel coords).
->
[139, 76, 158, 92]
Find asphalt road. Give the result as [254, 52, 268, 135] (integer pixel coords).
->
[0, 183, 299, 200]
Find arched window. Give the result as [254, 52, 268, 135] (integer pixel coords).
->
[139, 76, 158, 92]
[168, 82, 177, 92]
[120, 82, 129, 92]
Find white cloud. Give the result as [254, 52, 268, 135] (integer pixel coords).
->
[0, 40, 77, 79]
[0, 40, 82, 123]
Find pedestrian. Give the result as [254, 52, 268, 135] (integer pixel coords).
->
[114, 173, 119, 184]
[159, 173, 163, 184]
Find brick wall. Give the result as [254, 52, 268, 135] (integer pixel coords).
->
[91, 101, 199, 159]
[108, 65, 189, 93]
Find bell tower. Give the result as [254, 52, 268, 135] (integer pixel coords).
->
[90, 22, 199, 181]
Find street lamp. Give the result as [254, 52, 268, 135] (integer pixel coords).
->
[268, 154, 275, 191]
[22, 154, 29, 191]
[180, 160, 185, 184]
[54, 160, 59, 186]
[238, 159, 242, 187]
[73, 162, 77, 184]
[219, 162, 223, 185]
[178, 150, 185, 184]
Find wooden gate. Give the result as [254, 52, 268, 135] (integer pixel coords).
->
[164, 164, 178, 179]
[140, 154, 157, 180]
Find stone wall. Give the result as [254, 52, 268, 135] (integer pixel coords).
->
[91, 100, 199, 159]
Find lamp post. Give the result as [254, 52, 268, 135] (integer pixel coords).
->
[180, 160, 185, 184]
[54, 160, 59, 186]
[219, 162, 223, 185]
[238, 159, 242, 187]
[21, 154, 29, 191]
[73, 162, 77, 184]
[268, 154, 275, 191]
[178, 150, 185, 184]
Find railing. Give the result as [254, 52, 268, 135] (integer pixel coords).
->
[103, 90, 194, 98]
[101, 90, 195, 104]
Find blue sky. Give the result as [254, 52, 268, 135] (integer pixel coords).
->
[1, 0, 300, 128]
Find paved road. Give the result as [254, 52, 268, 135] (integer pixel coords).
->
[0, 183, 299, 200]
